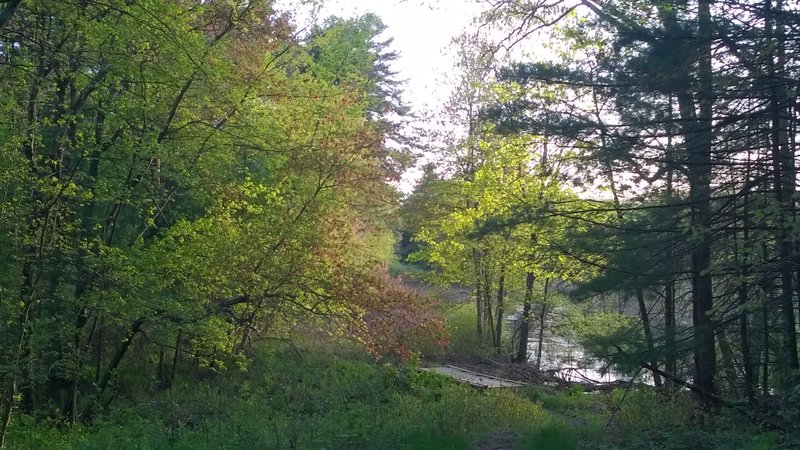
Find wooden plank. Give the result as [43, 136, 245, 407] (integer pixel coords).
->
[421, 365, 525, 388]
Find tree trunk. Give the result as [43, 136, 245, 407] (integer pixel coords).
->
[664, 281, 677, 382]
[494, 265, 506, 353]
[0, 382, 14, 450]
[535, 279, 550, 372]
[473, 249, 483, 339]
[738, 285, 755, 401]
[87, 318, 144, 418]
[657, 0, 717, 401]
[766, 0, 799, 381]
[483, 266, 495, 346]
[718, 328, 737, 394]
[736, 205, 755, 401]
[636, 289, 663, 387]
[64, 108, 107, 423]
[760, 282, 771, 397]
[688, 0, 717, 400]
[516, 272, 535, 363]
[169, 330, 182, 389]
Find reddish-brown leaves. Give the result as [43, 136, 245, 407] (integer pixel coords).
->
[331, 267, 448, 361]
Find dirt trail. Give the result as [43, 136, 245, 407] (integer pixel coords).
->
[472, 430, 515, 450]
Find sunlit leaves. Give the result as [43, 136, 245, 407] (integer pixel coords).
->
[0, 0, 434, 420]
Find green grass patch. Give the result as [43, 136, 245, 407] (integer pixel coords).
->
[7, 349, 549, 449]
[388, 259, 428, 277]
[435, 302, 493, 358]
[524, 384, 593, 412]
[5, 336, 784, 450]
[516, 421, 577, 450]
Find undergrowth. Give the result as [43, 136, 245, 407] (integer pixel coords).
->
[5, 301, 790, 450]
[6, 349, 548, 449]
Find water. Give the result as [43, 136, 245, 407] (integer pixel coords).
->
[508, 310, 640, 386]
[527, 334, 627, 384]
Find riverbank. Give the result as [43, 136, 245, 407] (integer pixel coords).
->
[5, 347, 564, 449]
[4, 293, 785, 450]
[5, 343, 781, 449]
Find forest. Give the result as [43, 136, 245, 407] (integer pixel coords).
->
[0, 0, 798, 449]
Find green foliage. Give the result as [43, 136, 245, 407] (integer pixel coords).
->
[597, 388, 780, 450]
[4, 339, 781, 449]
[388, 259, 427, 278]
[605, 388, 697, 429]
[524, 385, 591, 412]
[6, 349, 549, 449]
[517, 421, 576, 450]
[436, 302, 493, 359]
[0, 0, 441, 437]
[568, 310, 640, 370]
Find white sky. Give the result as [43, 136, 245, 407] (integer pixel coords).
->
[313, 0, 486, 112]
[275, 0, 489, 192]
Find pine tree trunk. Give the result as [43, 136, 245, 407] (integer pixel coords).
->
[664, 281, 677, 380]
[736, 210, 755, 401]
[762, 295, 770, 397]
[718, 328, 738, 394]
[636, 289, 663, 387]
[689, 0, 717, 399]
[766, 0, 800, 381]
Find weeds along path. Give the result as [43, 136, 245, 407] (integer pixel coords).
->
[472, 430, 515, 450]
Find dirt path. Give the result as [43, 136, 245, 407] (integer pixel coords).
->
[472, 430, 515, 450]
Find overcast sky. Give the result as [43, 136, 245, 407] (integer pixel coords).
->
[279, 0, 486, 116]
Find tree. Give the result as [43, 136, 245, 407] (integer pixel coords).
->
[474, 0, 800, 409]
[0, 2, 442, 443]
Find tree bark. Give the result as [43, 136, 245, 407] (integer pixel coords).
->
[664, 281, 677, 381]
[516, 272, 535, 363]
[766, 0, 800, 380]
[483, 265, 495, 346]
[473, 250, 483, 339]
[494, 265, 506, 353]
[0, 383, 14, 450]
[87, 318, 144, 418]
[760, 278, 771, 397]
[718, 328, 737, 393]
[535, 279, 550, 372]
[169, 330, 182, 388]
[736, 215, 755, 401]
[688, 0, 717, 400]
[636, 289, 663, 387]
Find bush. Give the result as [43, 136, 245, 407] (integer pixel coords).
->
[6, 349, 549, 449]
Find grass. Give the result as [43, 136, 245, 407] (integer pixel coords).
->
[434, 301, 494, 360]
[6, 348, 550, 449]
[516, 421, 577, 450]
[6, 349, 785, 450]
[388, 259, 428, 278]
[5, 293, 787, 450]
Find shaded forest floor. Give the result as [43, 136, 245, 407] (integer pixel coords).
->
[4, 269, 789, 449]
[5, 341, 785, 449]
